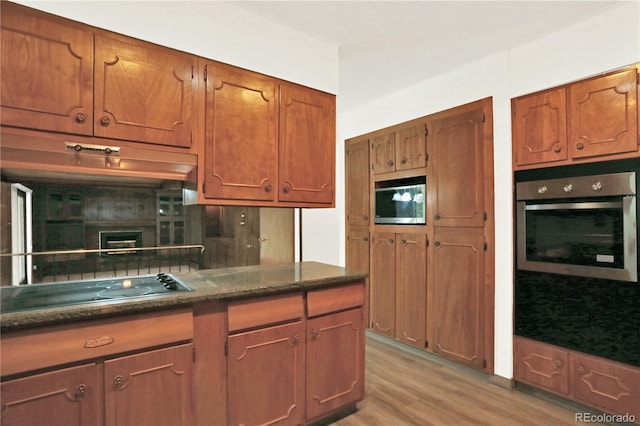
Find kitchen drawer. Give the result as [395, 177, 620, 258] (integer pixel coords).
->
[228, 292, 303, 333]
[1, 308, 193, 377]
[307, 281, 364, 317]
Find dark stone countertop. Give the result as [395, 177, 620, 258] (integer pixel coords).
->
[1, 262, 367, 332]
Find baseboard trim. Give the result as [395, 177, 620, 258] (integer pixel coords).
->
[489, 374, 514, 390]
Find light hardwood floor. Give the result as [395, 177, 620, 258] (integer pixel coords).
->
[331, 334, 606, 426]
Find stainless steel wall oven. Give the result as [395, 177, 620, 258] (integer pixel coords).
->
[514, 158, 640, 367]
[516, 171, 637, 282]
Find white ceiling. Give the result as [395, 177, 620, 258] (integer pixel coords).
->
[234, 1, 624, 111]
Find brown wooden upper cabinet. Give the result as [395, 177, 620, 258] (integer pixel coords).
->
[1, 2, 196, 149]
[429, 108, 486, 228]
[203, 64, 336, 206]
[512, 65, 639, 169]
[0, 3, 94, 136]
[371, 124, 426, 175]
[204, 62, 278, 201]
[279, 84, 335, 205]
[345, 138, 370, 226]
[93, 34, 195, 148]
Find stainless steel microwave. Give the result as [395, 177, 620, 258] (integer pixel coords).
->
[374, 183, 426, 224]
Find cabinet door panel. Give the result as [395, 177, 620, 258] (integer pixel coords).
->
[370, 232, 396, 337]
[432, 228, 485, 369]
[345, 138, 370, 226]
[1, 363, 99, 426]
[94, 34, 195, 148]
[396, 125, 426, 171]
[431, 109, 485, 227]
[371, 132, 395, 174]
[514, 337, 569, 396]
[204, 63, 278, 201]
[512, 88, 568, 166]
[228, 321, 304, 426]
[279, 85, 335, 204]
[1, 4, 93, 135]
[306, 309, 364, 422]
[104, 344, 193, 426]
[569, 68, 638, 159]
[571, 352, 640, 417]
[395, 233, 427, 348]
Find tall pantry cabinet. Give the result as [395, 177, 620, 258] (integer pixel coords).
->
[344, 98, 495, 372]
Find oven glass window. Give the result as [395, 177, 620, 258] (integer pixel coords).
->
[525, 206, 624, 268]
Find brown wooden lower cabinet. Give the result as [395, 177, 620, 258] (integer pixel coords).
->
[1, 344, 194, 426]
[515, 336, 640, 422]
[104, 344, 194, 426]
[306, 308, 365, 423]
[226, 282, 366, 426]
[1, 363, 100, 426]
[228, 321, 305, 426]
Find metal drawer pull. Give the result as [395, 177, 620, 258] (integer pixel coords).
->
[74, 384, 87, 400]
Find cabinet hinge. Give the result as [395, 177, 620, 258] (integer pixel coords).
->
[484, 212, 487, 221]
[637, 72, 639, 85]
[424, 126, 429, 137]
[425, 153, 429, 162]
[204, 65, 208, 82]
[425, 340, 429, 349]
[483, 242, 488, 251]
[193, 347, 196, 363]
[482, 113, 486, 123]
[202, 182, 206, 194]
[426, 239, 429, 248]
[191, 65, 194, 79]
[224, 341, 228, 356]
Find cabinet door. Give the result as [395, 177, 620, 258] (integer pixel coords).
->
[279, 84, 335, 204]
[345, 138, 370, 226]
[94, 34, 195, 148]
[395, 233, 427, 349]
[431, 228, 485, 369]
[370, 232, 396, 337]
[569, 67, 638, 159]
[370, 132, 395, 174]
[306, 308, 365, 423]
[514, 337, 569, 396]
[228, 321, 304, 426]
[571, 352, 640, 417]
[512, 88, 568, 167]
[104, 344, 194, 426]
[346, 227, 370, 322]
[204, 63, 278, 201]
[0, 3, 93, 135]
[1, 363, 99, 426]
[396, 124, 426, 171]
[431, 108, 485, 227]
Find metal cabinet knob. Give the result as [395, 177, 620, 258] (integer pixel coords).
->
[100, 116, 111, 126]
[553, 145, 561, 153]
[386, 160, 394, 167]
[576, 142, 584, 150]
[113, 375, 125, 390]
[282, 185, 291, 194]
[264, 184, 272, 192]
[75, 113, 86, 123]
[74, 384, 87, 400]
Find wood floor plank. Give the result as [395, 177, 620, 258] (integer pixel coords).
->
[331, 335, 606, 426]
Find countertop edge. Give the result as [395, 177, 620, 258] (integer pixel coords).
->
[1, 262, 368, 332]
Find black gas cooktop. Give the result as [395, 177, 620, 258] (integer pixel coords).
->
[0, 273, 192, 313]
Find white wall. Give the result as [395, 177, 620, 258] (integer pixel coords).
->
[335, 2, 639, 381]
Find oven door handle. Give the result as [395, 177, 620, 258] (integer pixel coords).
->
[524, 201, 625, 211]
